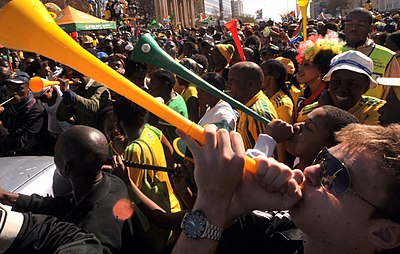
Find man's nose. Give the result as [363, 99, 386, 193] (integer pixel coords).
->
[293, 122, 302, 134]
[303, 163, 322, 187]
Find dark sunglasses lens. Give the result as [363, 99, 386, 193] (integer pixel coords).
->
[323, 156, 351, 195]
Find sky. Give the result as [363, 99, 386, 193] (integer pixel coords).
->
[242, 0, 298, 22]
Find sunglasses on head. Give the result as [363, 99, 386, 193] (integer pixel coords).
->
[312, 148, 397, 223]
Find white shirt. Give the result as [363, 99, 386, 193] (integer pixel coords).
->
[43, 85, 72, 136]
[198, 100, 237, 131]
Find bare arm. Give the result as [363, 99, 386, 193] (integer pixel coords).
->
[0, 188, 19, 207]
[112, 155, 185, 230]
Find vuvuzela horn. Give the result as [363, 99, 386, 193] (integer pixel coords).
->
[225, 19, 246, 61]
[132, 34, 271, 125]
[0, 0, 257, 172]
[30, 76, 73, 92]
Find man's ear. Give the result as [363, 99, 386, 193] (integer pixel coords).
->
[367, 219, 400, 250]
[59, 161, 72, 179]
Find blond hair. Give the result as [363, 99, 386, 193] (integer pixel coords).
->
[336, 123, 400, 223]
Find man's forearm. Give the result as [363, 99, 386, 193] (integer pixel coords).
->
[0, 191, 19, 207]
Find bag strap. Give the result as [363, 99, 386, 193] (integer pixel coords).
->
[134, 138, 156, 169]
[132, 140, 147, 164]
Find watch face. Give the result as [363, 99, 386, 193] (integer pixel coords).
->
[182, 211, 207, 238]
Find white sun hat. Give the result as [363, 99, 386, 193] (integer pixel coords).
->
[323, 50, 377, 88]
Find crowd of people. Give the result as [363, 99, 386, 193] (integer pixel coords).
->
[0, 2, 399, 253]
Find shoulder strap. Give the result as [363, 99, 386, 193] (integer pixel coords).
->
[132, 140, 147, 164]
[133, 139, 157, 171]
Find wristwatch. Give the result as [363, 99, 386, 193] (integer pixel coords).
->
[181, 210, 223, 241]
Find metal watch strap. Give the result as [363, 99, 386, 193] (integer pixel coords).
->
[202, 222, 223, 241]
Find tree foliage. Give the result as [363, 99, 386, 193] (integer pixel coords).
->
[237, 14, 256, 24]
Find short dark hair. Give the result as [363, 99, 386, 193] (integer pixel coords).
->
[260, 59, 287, 88]
[152, 69, 176, 90]
[191, 54, 209, 71]
[321, 105, 359, 145]
[346, 7, 373, 24]
[201, 72, 225, 91]
[313, 49, 338, 76]
[113, 96, 149, 128]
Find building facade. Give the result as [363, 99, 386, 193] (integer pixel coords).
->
[204, 0, 232, 20]
[375, 0, 400, 12]
[311, 0, 399, 19]
[155, 0, 196, 27]
[231, 0, 243, 18]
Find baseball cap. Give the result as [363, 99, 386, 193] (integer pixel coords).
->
[323, 50, 377, 88]
[202, 34, 215, 47]
[33, 86, 51, 99]
[1, 71, 30, 86]
[0, 204, 24, 253]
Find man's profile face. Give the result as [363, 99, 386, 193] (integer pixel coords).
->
[345, 12, 372, 47]
[328, 70, 369, 110]
[285, 108, 331, 160]
[0, 66, 10, 82]
[290, 144, 390, 244]
[5, 82, 30, 104]
[226, 66, 246, 103]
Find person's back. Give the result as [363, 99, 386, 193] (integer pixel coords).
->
[113, 97, 181, 252]
[123, 123, 180, 213]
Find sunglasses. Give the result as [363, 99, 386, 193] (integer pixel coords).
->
[313, 148, 396, 222]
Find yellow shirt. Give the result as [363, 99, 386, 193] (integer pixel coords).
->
[289, 83, 303, 109]
[181, 84, 198, 101]
[268, 90, 294, 164]
[123, 124, 181, 213]
[269, 90, 294, 124]
[238, 91, 278, 150]
[297, 96, 385, 125]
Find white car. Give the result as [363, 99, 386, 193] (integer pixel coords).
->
[0, 156, 71, 196]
